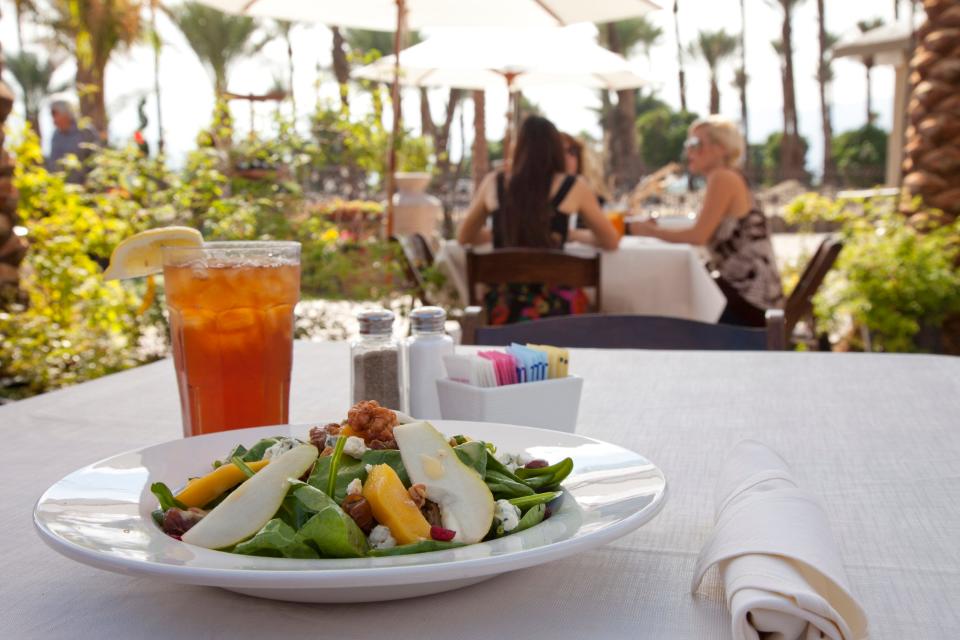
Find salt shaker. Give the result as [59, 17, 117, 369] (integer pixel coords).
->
[351, 309, 401, 409]
[405, 306, 454, 419]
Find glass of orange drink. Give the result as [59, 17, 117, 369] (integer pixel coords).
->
[162, 241, 301, 437]
[606, 211, 626, 238]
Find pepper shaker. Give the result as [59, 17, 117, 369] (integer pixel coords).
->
[350, 309, 401, 409]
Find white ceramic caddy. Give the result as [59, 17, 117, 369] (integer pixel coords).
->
[34, 420, 667, 603]
[437, 376, 583, 432]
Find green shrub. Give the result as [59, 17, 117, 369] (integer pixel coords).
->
[635, 107, 698, 170]
[832, 124, 887, 188]
[785, 193, 960, 352]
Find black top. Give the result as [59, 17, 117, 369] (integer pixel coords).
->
[492, 172, 576, 249]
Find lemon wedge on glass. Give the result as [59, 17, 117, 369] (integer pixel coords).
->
[102, 226, 203, 280]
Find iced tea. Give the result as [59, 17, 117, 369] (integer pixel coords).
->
[163, 242, 301, 437]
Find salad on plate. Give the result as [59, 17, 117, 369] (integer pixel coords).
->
[151, 401, 573, 559]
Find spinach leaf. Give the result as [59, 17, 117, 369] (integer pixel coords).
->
[326, 435, 349, 496]
[485, 469, 535, 499]
[214, 444, 248, 468]
[515, 457, 574, 490]
[454, 441, 487, 476]
[508, 490, 562, 513]
[233, 519, 319, 559]
[368, 540, 465, 557]
[513, 503, 546, 533]
[150, 482, 187, 511]
[297, 507, 369, 558]
[309, 451, 368, 502]
[278, 483, 340, 530]
[361, 449, 409, 486]
[242, 438, 279, 462]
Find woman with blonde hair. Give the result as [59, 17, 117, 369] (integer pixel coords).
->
[630, 115, 784, 313]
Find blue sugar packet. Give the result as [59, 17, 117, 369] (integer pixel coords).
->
[508, 344, 549, 382]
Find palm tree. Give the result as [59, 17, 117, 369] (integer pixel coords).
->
[11, 0, 36, 50]
[767, 0, 805, 182]
[331, 27, 350, 107]
[148, 0, 164, 153]
[736, 0, 749, 171]
[902, 0, 960, 220]
[689, 29, 738, 115]
[49, 0, 142, 136]
[673, 0, 688, 112]
[816, 0, 838, 185]
[4, 50, 65, 140]
[856, 18, 884, 126]
[275, 21, 296, 119]
[165, 3, 268, 97]
[472, 90, 488, 189]
[598, 16, 663, 184]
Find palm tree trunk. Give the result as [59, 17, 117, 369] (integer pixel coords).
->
[674, 0, 688, 112]
[331, 27, 350, 108]
[817, 0, 836, 185]
[286, 32, 296, 119]
[471, 90, 488, 190]
[605, 23, 641, 186]
[435, 89, 461, 186]
[865, 58, 874, 125]
[419, 88, 436, 139]
[76, 61, 108, 137]
[709, 73, 720, 114]
[739, 0, 749, 173]
[779, 0, 804, 181]
[150, 0, 165, 154]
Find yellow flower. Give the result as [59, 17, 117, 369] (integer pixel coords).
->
[321, 228, 339, 242]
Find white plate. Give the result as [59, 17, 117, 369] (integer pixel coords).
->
[34, 421, 667, 603]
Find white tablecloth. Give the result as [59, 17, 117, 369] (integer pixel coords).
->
[4, 343, 960, 638]
[436, 236, 726, 322]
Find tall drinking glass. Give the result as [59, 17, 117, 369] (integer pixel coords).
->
[162, 241, 301, 437]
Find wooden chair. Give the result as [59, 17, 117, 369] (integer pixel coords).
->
[465, 248, 602, 310]
[389, 234, 432, 306]
[461, 308, 786, 351]
[713, 234, 843, 341]
[784, 234, 843, 338]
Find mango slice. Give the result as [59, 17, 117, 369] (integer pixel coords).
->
[176, 460, 270, 508]
[362, 464, 431, 545]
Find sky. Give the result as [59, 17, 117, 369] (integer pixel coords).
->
[1, 0, 910, 178]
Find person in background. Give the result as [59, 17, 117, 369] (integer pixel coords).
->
[630, 115, 784, 314]
[46, 99, 98, 183]
[457, 115, 619, 325]
[560, 132, 611, 207]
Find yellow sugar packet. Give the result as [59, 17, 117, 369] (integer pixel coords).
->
[526, 344, 569, 379]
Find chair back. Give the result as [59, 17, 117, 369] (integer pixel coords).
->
[471, 310, 785, 351]
[389, 234, 432, 305]
[465, 248, 602, 310]
[784, 235, 843, 335]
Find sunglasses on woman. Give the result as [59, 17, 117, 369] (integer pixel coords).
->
[683, 137, 703, 152]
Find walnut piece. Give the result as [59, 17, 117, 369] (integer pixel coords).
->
[408, 483, 427, 508]
[346, 401, 398, 449]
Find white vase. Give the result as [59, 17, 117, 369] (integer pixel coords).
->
[392, 172, 441, 239]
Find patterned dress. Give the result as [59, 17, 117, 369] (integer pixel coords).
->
[707, 208, 784, 310]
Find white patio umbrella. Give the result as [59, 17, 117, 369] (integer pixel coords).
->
[353, 28, 647, 161]
[198, 0, 660, 234]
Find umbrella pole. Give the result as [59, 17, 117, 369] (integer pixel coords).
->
[386, 0, 406, 239]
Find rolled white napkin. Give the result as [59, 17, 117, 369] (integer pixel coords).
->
[692, 440, 869, 640]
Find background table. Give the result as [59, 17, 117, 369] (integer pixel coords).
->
[4, 342, 959, 638]
[437, 236, 726, 322]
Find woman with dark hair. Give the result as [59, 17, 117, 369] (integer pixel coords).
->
[457, 115, 619, 324]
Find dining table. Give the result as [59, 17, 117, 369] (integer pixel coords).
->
[4, 341, 959, 638]
[436, 236, 727, 323]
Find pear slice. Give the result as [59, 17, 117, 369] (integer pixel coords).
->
[394, 421, 494, 544]
[181, 444, 318, 550]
